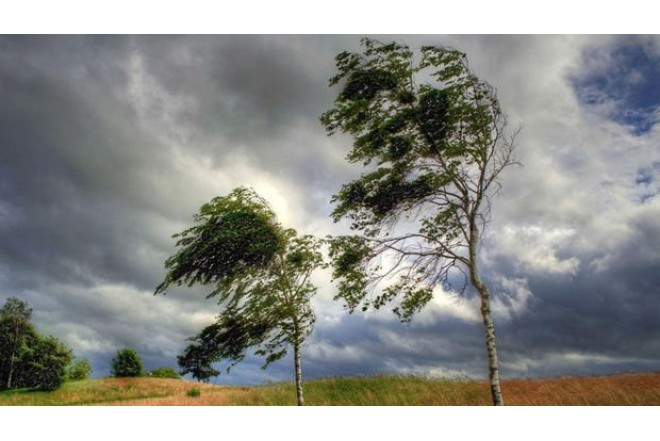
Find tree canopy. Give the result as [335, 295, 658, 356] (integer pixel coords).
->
[110, 348, 143, 377]
[0, 297, 73, 391]
[177, 338, 221, 383]
[66, 358, 93, 381]
[155, 187, 283, 297]
[321, 38, 516, 405]
[157, 187, 324, 405]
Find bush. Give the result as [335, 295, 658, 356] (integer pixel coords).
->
[15, 335, 73, 391]
[149, 367, 180, 379]
[67, 358, 93, 381]
[187, 387, 201, 397]
[110, 348, 143, 377]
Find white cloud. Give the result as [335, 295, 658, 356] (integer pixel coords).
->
[488, 225, 580, 276]
[492, 276, 534, 321]
[507, 351, 659, 377]
[415, 290, 481, 325]
[306, 340, 367, 364]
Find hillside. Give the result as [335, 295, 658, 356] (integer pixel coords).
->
[1, 372, 659, 406]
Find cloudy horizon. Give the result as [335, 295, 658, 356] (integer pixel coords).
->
[1, 35, 658, 385]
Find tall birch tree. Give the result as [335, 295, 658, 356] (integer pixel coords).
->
[321, 39, 517, 406]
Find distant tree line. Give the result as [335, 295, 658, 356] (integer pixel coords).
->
[0, 296, 178, 392]
[110, 347, 180, 379]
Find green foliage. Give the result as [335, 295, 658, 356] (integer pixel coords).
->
[321, 38, 516, 321]
[149, 366, 180, 379]
[0, 297, 34, 389]
[157, 187, 324, 405]
[0, 297, 73, 391]
[186, 387, 201, 398]
[173, 227, 324, 378]
[177, 341, 221, 383]
[14, 334, 73, 391]
[155, 187, 283, 298]
[67, 358, 93, 381]
[0, 297, 33, 322]
[110, 348, 143, 378]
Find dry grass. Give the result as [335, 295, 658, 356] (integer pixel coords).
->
[2, 372, 659, 406]
[222, 372, 660, 406]
[499, 372, 660, 405]
[0, 378, 246, 406]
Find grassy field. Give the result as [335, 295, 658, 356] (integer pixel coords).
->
[1, 372, 659, 406]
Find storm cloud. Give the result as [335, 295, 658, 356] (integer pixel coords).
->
[1, 35, 658, 385]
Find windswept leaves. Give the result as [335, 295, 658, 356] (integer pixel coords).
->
[322, 38, 515, 323]
[328, 235, 370, 311]
[155, 187, 282, 297]
[158, 188, 324, 386]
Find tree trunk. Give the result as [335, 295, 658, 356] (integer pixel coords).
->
[469, 222, 504, 406]
[293, 339, 304, 406]
[7, 363, 14, 389]
[6, 320, 19, 389]
[473, 276, 504, 406]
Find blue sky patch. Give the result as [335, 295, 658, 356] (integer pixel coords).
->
[635, 163, 660, 203]
[572, 38, 660, 135]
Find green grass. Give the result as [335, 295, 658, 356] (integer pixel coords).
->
[0, 378, 185, 406]
[227, 375, 488, 405]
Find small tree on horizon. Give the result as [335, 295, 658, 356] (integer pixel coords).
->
[149, 366, 180, 379]
[110, 348, 143, 378]
[321, 39, 518, 405]
[177, 340, 220, 383]
[66, 358, 93, 381]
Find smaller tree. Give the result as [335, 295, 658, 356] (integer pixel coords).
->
[177, 337, 221, 383]
[157, 187, 324, 405]
[149, 367, 180, 379]
[66, 358, 93, 381]
[110, 348, 143, 378]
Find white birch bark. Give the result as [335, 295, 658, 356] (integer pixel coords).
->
[469, 222, 504, 406]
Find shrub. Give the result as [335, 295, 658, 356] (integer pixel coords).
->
[110, 348, 143, 377]
[149, 367, 180, 379]
[15, 335, 73, 391]
[67, 358, 93, 381]
[187, 387, 201, 397]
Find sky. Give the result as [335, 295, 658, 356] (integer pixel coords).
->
[1, 34, 659, 386]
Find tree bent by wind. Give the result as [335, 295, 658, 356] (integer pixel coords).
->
[321, 39, 517, 405]
[156, 187, 323, 406]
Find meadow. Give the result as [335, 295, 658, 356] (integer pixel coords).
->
[1, 372, 659, 406]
